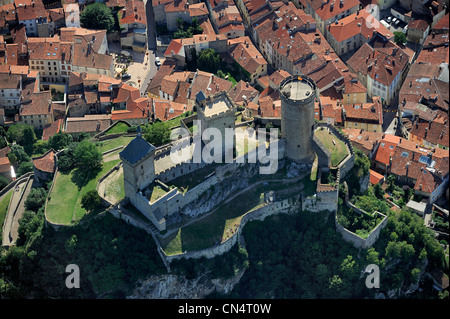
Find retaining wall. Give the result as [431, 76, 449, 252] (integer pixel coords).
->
[163, 197, 300, 262]
[315, 122, 355, 178]
[335, 212, 388, 249]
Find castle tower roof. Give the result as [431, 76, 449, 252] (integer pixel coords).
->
[119, 133, 155, 165]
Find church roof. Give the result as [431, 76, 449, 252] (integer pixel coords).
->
[119, 130, 155, 165]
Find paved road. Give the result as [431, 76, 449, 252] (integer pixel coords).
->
[145, 0, 157, 50]
[141, 0, 161, 95]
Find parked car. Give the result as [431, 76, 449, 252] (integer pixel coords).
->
[394, 19, 401, 27]
[122, 73, 131, 80]
[391, 17, 398, 25]
[386, 16, 392, 23]
[402, 25, 408, 34]
[155, 57, 161, 66]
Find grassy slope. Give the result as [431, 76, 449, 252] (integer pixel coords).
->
[314, 128, 349, 167]
[47, 159, 121, 225]
[0, 190, 13, 239]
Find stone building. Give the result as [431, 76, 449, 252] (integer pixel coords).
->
[280, 75, 317, 164]
[120, 126, 156, 198]
[32, 149, 56, 184]
[195, 90, 237, 161]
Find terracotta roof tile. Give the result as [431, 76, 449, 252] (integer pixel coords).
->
[65, 114, 111, 134]
[32, 149, 55, 174]
[42, 119, 62, 141]
[20, 91, 53, 116]
[120, 0, 146, 25]
[153, 99, 189, 121]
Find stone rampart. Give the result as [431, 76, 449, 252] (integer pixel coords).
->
[335, 211, 388, 249]
[163, 198, 300, 262]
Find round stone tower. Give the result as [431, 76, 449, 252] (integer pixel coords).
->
[279, 75, 317, 164]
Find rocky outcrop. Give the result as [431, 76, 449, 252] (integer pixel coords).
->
[128, 268, 245, 299]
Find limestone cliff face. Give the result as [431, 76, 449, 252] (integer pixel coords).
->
[128, 269, 245, 299]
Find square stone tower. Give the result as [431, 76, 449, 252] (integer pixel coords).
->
[195, 90, 237, 161]
[119, 127, 156, 199]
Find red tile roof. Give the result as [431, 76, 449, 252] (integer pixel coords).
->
[20, 91, 53, 116]
[300, 0, 360, 22]
[189, 2, 208, 17]
[229, 37, 267, 75]
[32, 149, 55, 174]
[42, 119, 62, 141]
[112, 97, 152, 121]
[328, 9, 393, 43]
[16, 0, 47, 22]
[409, 117, 449, 148]
[347, 40, 409, 87]
[343, 128, 383, 153]
[153, 99, 189, 121]
[0, 156, 11, 173]
[120, 0, 146, 25]
[227, 80, 259, 103]
[374, 135, 401, 166]
[408, 19, 429, 32]
[343, 97, 383, 125]
[370, 169, 384, 185]
[65, 115, 112, 134]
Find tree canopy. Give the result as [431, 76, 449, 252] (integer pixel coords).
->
[394, 31, 406, 45]
[6, 124, 36, 154]
[144, 121, 172, 147]
[197, 48, 221, 73]
[73, 140, 103, 170]
[81, 190, 102, 212]
[80, 3, 114, 32]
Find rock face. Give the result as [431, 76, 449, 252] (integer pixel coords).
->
[128, 269, 245, 299]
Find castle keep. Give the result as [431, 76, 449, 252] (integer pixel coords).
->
[280, 75, 318, 164]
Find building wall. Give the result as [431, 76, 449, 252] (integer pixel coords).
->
[344, 120, 382, 133]
[0, 88, 21, 110]
[280, 77, 317, 164]
[407, 26, 429, 45]
[343, 91, 367, 104]
[22, 113, 53, 130]
[154, 3, 168, 26]
[335, 210, 388, 249]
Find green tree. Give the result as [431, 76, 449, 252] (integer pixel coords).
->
[73, 140, 102, 170]
[197, 48, 221, 73]
[6, 124, 36, 154]
[144, 122, 172, 147]
[25, 188, 48, 212]
[81, 190, 102, 212]
[0, 175, 9, 190]
[49, 132, 73, 151]
[65, 234, 77, 254]
[56, 154, 74, 173]
[33, 140, 50, 156]
[7, 144, 30, 167]
[80, 3, 114, 32]
[17, 161, 33, 176]
[394, 31, 406, 44]
[374, 183, 384, 199]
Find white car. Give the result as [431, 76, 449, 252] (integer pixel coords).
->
[386, 16, 392, 23]
[391, 17, 398, 25]
[402, 26, 408, 34]
[155, 57, 161, 66]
